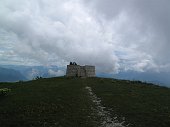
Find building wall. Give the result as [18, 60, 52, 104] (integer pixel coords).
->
[66, 65, 95, 77]
[80, 66, 86, 77]
[66, 65, 80, 77]
[84, 66, 95, 77]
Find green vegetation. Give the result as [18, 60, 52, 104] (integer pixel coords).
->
[0, 77, 170, 127]
[86, 78, 170, 127]
[0, 88, 11, 96]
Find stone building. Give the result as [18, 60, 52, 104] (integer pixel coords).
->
[66, 62, 95, 77]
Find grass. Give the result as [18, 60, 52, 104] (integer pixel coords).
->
[86, 78, 170, 127]
[0, 77, 170, 127]
[0, 88, 11, 96]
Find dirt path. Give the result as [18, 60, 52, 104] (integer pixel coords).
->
[85, 86, 126, 127]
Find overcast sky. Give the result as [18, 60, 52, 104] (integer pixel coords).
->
[0, 0, 170, 74]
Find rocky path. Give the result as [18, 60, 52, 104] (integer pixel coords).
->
[85, 86, 127, 127]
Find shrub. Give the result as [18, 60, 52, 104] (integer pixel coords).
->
[0, 88, 11, 96]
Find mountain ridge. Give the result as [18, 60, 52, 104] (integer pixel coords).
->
[0, 67, 26, 82]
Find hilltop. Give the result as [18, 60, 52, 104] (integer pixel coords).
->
[0, 77, 170, 127]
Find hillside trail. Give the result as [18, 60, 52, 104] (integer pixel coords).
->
[85, 86, 127, 127]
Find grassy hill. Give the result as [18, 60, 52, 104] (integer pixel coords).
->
[0, 77, 170, 127]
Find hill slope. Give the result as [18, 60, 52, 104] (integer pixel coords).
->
[0, 77, 170, 127]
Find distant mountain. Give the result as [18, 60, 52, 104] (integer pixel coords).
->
[1, 64, 170, 87]
[113, 71, 170, 87]
[97, 70, 170, 87]
[0, 65, 65, 80]
[0, 67, 26, 82]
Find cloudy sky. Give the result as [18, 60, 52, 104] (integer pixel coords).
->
[0, 0, 170, 74]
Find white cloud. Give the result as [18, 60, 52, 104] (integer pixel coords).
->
[0, 0, 170, 73]
[48, 69, 65, 77]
